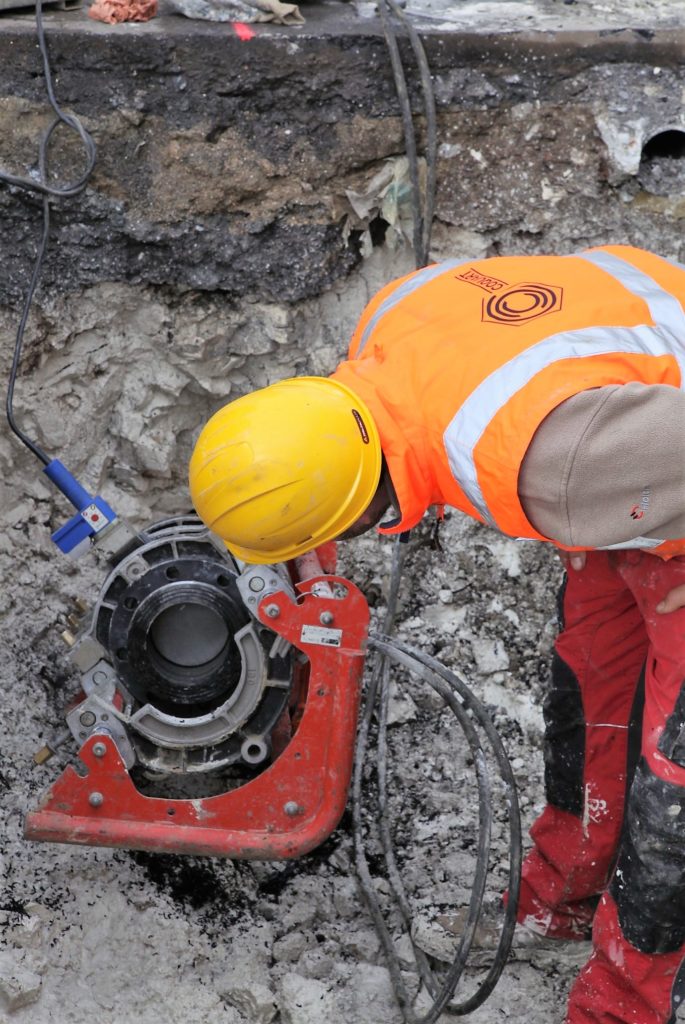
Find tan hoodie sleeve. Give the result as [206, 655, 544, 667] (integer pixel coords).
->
[518, 383, 685, 549]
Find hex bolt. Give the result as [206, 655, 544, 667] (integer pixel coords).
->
[283, 801, 301, 817]
[92, 742, 107, 758]
[264, 604, 280, 619]
[319, 611, 334, 626]
[88, 791, 104, 808]
[248, 576, 265, 592]
[79, 711, 97, 728]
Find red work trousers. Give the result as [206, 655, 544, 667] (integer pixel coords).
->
[516, 551, 685, 1024]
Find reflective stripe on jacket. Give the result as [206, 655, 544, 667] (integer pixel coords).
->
[330, 245, 685, 557]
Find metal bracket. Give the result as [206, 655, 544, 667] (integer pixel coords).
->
[236, 564, 295, 660]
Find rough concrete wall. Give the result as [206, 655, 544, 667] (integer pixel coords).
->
[0, 248, 415, 536]
[2, 19, 685, 312]
[1, 19, 684, 300]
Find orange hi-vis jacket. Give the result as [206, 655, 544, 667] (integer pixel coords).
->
[330, 245, 685, 557]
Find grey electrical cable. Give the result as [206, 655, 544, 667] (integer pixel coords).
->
[352, 536, 522, 1021]
[375, 636, 522, 1014]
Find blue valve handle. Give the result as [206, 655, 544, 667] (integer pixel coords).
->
[44, 459, 116, 557]
[43, 458, 92, 510]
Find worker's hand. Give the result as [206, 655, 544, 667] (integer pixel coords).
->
[554, 551, 685, 611]
[556, 550, 587, 572]
[656, 584, 685, 615]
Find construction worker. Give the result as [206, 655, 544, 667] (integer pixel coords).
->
[189, 245, 685, 1024]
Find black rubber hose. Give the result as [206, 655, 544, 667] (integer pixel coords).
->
[384, 0, 437, 267]
[378, 0, 437, 269]
[367, 640, 494, 1021]
[352, 649, 489, 1024]
[5, 193, 52, 466]
[369, 636, 522, 1017]
[377, 0, 425, 267]
[352, 531, 521, 1021]
[392, 641, 522, 1014]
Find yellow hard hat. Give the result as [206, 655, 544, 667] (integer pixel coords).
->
[188, 376, 382, 564]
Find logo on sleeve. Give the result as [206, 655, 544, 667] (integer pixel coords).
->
[630, 488, 651, 520]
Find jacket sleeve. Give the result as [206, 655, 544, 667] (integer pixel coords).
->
[518, 383, 685, 549]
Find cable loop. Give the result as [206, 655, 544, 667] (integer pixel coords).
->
[2, 0, 97, 465]
[352, 537, 522, 1021]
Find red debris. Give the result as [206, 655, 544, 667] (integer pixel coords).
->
[88, 0, 157, 23]
[232, 21, 255, 40]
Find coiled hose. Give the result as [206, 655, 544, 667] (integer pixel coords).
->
[352, 538, 522, 1021]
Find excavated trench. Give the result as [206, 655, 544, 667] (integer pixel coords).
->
[1, 3, 685, 1022]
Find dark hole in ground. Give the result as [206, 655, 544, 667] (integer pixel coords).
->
[638, 129, 685, 196]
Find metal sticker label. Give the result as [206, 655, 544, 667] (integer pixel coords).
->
[81, 504, 109, 533]
[300, 625, 343, 647]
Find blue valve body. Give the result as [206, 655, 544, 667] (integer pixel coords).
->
[44, 459, 116, 557]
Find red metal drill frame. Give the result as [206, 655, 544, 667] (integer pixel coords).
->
[24, 573, 369, 859]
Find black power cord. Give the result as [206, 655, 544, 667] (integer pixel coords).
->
[377, 0, 437, 270]
[352, 539, 522, 1022]
[2, 0, 97, 466]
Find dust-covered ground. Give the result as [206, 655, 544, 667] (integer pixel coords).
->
[352, 0, 685, 32]
[0, 467, 601, 1024]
